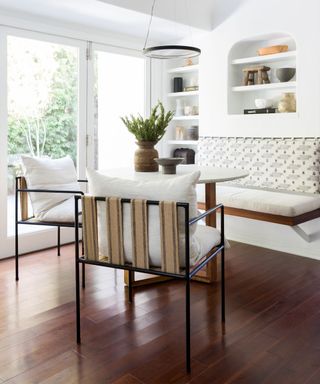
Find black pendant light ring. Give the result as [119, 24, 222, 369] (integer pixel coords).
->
[143, 45, 201, 59]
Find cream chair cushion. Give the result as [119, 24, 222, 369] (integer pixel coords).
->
[86, 169, 221, 267]
[21, 155, 80, 220]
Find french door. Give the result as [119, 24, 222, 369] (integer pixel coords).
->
[86, 43, 148, 170]
[0, 29, 148, 259]
[0, 28, 87, 258]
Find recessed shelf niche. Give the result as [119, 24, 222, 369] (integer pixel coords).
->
[228, 33, 297, 115]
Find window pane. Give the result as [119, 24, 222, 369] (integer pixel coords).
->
[94, 51, 145, 169]
[7, 36, 79, 235]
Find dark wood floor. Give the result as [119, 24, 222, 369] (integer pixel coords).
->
[1, 242, 320, 383]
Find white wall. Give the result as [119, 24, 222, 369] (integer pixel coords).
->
[197, 0, 320, 258]
[199, 0, 320, 138]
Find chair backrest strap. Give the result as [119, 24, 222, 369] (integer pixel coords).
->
[106, 197, 124, 265]
[18, 177, 29, 221]
[82, 196, 99, 261]
[131, 199, 149, 269]
[81, 196, 180, 273]
[159, 201, 180, 274]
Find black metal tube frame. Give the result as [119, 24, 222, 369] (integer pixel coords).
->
[75, 195, 225, 373]
[15, 177, 87, 281]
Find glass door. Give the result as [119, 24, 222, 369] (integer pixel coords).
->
[87, 44, 147, 170]
[0, 28, 87, 258]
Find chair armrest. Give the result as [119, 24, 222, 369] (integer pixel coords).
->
[189, 203, 224, 225]
[16, 188, 84, 195]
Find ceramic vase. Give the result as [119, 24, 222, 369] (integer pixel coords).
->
[278, 93, 296, 113]
[134, 141, 159, 172]
[175, 99, 184, 116]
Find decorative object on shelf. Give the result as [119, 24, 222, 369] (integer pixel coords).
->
[173, 77, 183, 92]
[192, 105, 199, 115]
[175, 99, 184, 116]
[173, 148, 195, 164]
[142, 0, 201, 59]
[184, 106, 193, 116]
[154, 158, 184, 174]
[258, 44, 288, 56]
[244, 108, 276, 114]
[175, 126, 185, 140]
[255, 98, 273, 109]
[243, 65, 270, 85]
[278, 92, 296, 113]
[183, 85, 199, 92]
[121, 101, 174, 172]
[186, 125, 199, 140]
[276, 67, 296, 82]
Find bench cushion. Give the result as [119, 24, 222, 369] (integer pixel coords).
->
[216, 186, 320, 217]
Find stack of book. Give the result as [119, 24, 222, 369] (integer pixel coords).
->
[244, 108, 276, 114]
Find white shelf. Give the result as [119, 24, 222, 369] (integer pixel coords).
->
[231, 50, 296, 65]
[168, 91, 199, 97]
[167, 140, 198, 145]
[167, 64, 199, 74]
[229, 112, 298, 117]
[232, 81, 296, 92]
[172, 115, 199, 121]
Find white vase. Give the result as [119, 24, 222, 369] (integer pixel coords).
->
[175, 99, 184, 116]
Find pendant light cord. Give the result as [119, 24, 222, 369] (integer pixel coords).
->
[143, 0, 157, 50]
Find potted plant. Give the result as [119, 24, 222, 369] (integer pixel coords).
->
[121, 101, 174, 172]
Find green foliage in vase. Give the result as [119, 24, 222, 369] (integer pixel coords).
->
[121, 102, 174, 143]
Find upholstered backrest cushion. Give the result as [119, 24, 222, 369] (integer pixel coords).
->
[198, 137, 320, 194]
[21, 155, 79, 219]
[86, 168, 200, 267]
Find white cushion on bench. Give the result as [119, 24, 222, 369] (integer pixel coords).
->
[216, 186, 320, 217]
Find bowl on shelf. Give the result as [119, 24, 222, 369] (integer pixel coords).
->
[154, 158, 184, 174]
[258, 45, 288, 56]
[254, 98, 273, 109]
[276, 67, 296, 82]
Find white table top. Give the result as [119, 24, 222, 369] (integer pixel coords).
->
[100, 165, 248, 184]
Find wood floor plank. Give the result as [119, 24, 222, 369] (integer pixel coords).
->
[1, 242, 320, 383]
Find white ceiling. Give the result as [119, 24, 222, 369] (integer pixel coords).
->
[0, 0, 245, 42]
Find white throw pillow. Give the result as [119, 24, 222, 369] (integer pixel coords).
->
[21, 155, 80, 220]
[86, 168, 202, 267]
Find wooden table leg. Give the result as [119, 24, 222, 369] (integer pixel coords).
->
[124, 270, 172, 287]
[192, 183, 218, 283]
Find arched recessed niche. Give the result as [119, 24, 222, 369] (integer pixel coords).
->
[228, 32, 297, 115]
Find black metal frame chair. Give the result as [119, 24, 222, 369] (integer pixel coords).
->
[74, 195, 225, 373]
[15, 176, 87, 282]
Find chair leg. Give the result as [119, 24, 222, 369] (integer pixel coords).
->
[128, 270, 133, 303]
[186, 278, 191, 373]
[80, 227, 86, 288]
[15, 222, 19, 281]
[221, 248, 225, 323]
[15, 188, 19, 281]
[57, 226, 61, 256]
[75, 248, 81, 344]
[82, 262, 86, 289]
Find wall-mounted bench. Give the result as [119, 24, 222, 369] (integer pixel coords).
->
[197, 137, 320, 242]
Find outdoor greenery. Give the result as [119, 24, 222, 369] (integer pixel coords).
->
[8, 39, 78, 162]
[121, 101, 174, 143]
